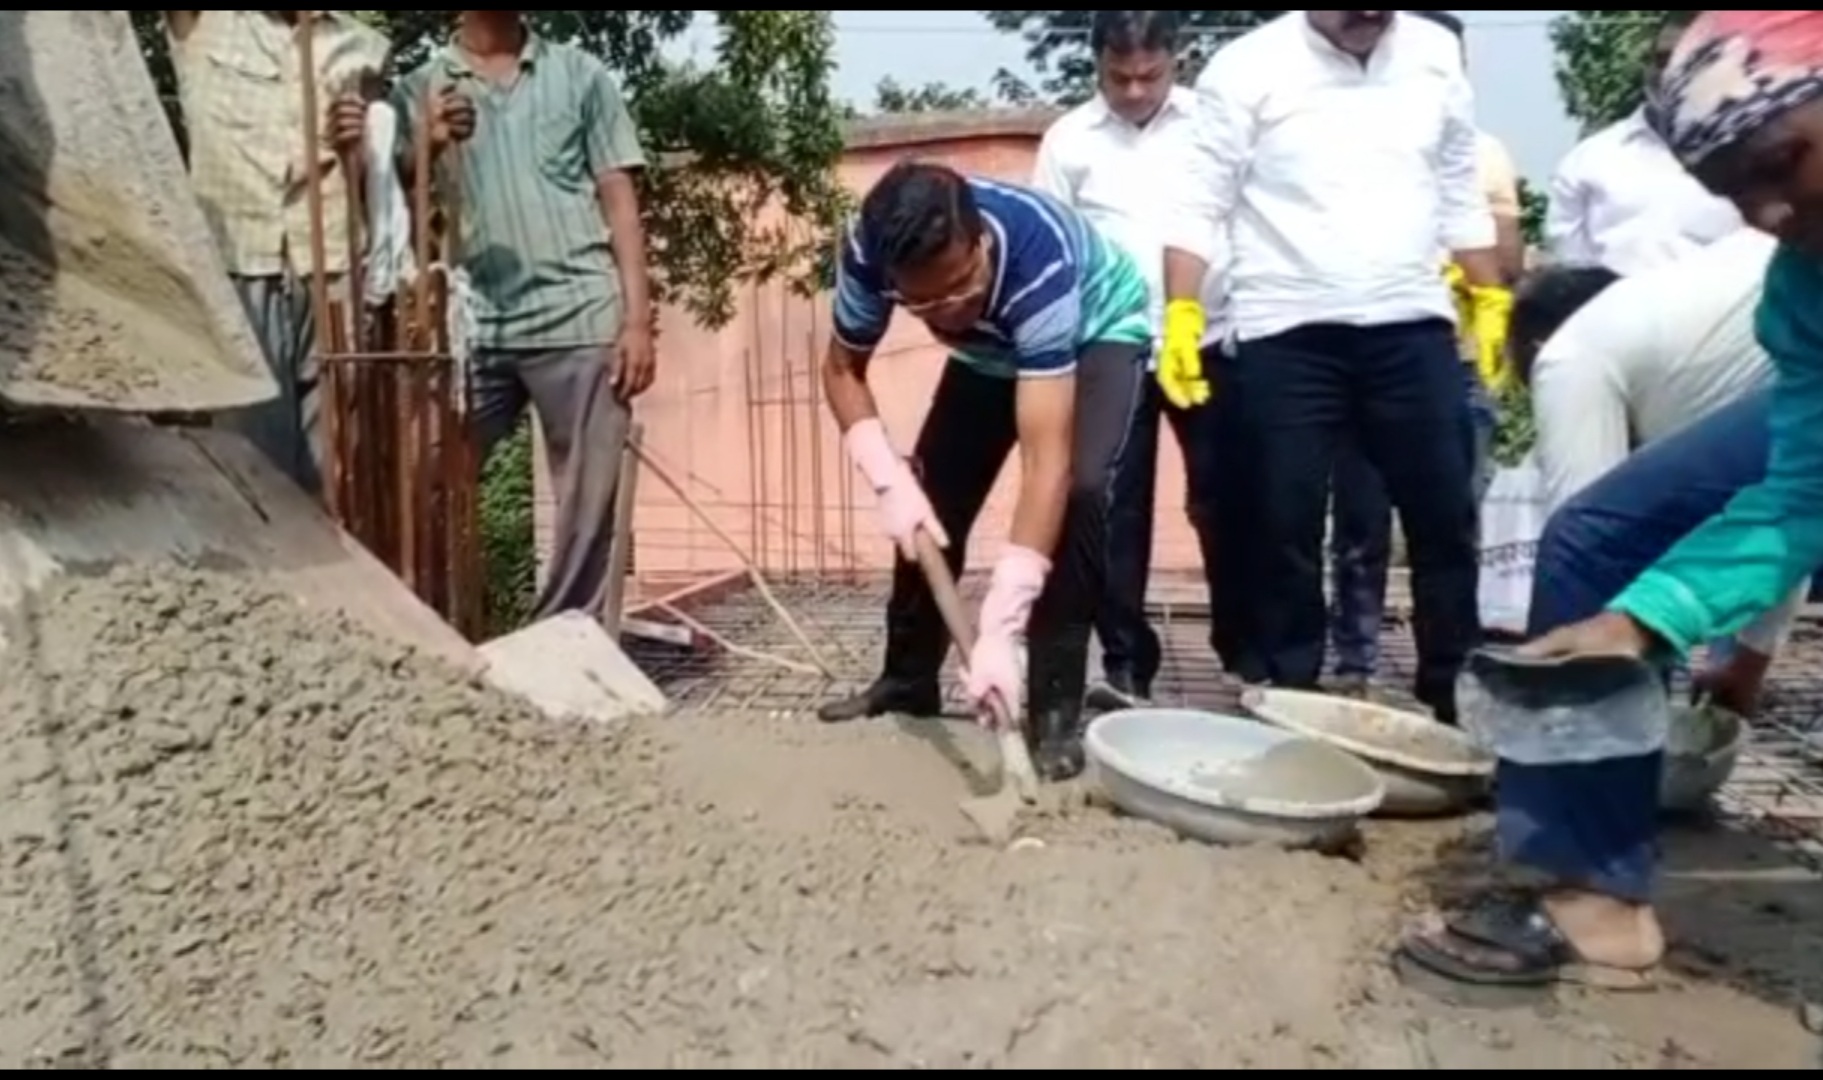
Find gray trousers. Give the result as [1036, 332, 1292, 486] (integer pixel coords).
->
[230, 273, 327, 495]
[471, 345, 633, 622]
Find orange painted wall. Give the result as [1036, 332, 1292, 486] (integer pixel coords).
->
[533, 112, 1201, 599]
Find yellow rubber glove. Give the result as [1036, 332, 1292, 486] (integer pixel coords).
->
[1442, 262, 1470, 323]
[1467, 284, 1515, 391]
[1158, 299, 1211, 409]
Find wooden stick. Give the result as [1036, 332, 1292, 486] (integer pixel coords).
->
[601, 422, 644, 639]
[411, 86, 435, 351]
[397, 90, 438, 598]
[912, 530, 1039, 800]
[623, 569, 747, 619]
[656, 603, 825, 678]
[322, 354, 345, 518]
[628, 443, 836, 677]
[341, 148, 367, 353]
[913, 530, 974, 656]
[296, 13, 341, 521]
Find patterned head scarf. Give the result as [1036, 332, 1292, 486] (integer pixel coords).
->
[1657, 11, 1823, 169]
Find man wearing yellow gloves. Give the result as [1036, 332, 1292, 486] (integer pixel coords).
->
[1448, 263, 1514, 389]
[1031, 12, 1241, 708]
[1159, 10, 1504, 724]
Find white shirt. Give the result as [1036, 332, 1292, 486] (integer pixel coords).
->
[1544, 109, 1744, 277]
[1032, 87, 1231, 351]
[1162, 12, 1493, 343]
[1531, 227, 1799, 653]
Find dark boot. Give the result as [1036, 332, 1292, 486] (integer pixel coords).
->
[1085, 668, 1149, 713]
[1031, 697, 1089, 782]
[1416, 678, 1460, 728]
[1027, 632, 1090, 781]
[817, 675, 942, 723]
[821, 589, 948, 723]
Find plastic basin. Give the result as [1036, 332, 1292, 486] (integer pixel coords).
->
[1084, 708, 1385, 851]
[1240, 687, 1494, 817]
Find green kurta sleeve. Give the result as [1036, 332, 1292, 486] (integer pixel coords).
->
[1610, 242, 1823, 654]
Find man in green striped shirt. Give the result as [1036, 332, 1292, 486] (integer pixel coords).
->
[366, 11, 654, 621]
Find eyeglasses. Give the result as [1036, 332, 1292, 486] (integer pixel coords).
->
[885, 239, 993, 316]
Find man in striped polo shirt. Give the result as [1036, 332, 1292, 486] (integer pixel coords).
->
[816, 161, 1151, 782]
[384, 11, 653, 621]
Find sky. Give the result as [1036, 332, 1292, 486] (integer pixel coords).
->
[816, 11, 1585, 183]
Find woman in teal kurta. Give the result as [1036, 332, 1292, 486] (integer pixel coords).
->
[1611, 245, 1823, 650]
[1400, 11, 1823, 990]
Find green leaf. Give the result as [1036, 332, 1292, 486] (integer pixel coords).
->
[1549, 10, 1674, 134]
[871, 77, 989, 114]
[477, 420, 537, 636]
[1492, 383, 1538, 467]
[1517, 177, 1549, 248]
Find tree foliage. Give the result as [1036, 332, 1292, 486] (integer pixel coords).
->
[1549, 10, 1676, 134]
[477, 420, 537, 636]
[980, 11, 1282, 105]
[1516, 178, 1549, 248]
[872, 78, 989, 114]
[132, 10, 850, 330]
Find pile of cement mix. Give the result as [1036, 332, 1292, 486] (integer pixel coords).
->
[0, 12, 272, 411]
[0, 567, 635, 1068]
[0, 567, 1810, 1069]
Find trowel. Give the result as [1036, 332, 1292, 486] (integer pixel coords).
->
[910, 530, 1042, 844]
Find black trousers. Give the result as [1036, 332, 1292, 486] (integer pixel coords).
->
[1096, 347, 1234, 689]
[881, 344, 1147, 713]
[1229, 318, 1479, 718]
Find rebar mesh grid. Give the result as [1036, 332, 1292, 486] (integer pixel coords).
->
[630, 575, 1823, 862]
[1714, 622, 1823, 866]
[623, 574, 982, 715]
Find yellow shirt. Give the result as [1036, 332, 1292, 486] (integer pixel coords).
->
[1479, 131, 1520, 220]
[170, 11, 388, 278]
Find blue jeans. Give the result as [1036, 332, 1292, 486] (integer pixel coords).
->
[1330, 364, 1495, 677]
[1497, 389, 1771, 902]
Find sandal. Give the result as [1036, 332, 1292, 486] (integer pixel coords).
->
[1396, 894, 1657, 995]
